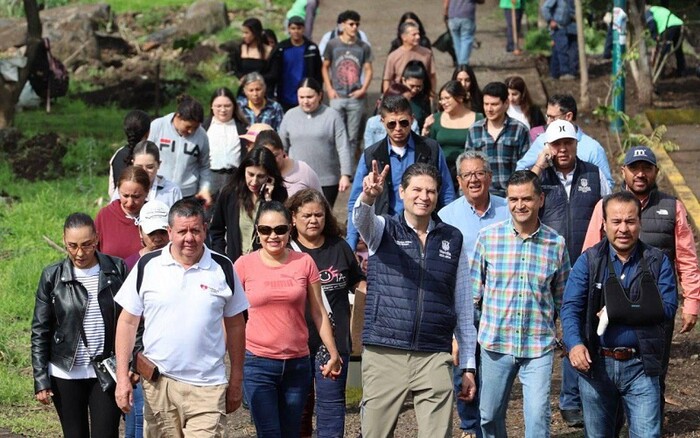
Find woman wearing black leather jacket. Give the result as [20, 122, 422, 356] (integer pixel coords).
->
[31, 213, 127, 438]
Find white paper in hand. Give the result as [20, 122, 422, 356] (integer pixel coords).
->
[597, 306, 609, 336]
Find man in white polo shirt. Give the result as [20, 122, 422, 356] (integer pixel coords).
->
[114, 198, 248, 437]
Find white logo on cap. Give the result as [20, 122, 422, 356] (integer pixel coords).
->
[633, 149, 647, 157]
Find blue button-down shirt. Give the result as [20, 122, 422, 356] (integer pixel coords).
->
[562, 244, 678, 351]
[516, 126, 615, 189]
[438, 194, 510, 256]
[345, 135, 456, 250]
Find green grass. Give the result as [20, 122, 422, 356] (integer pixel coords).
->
[0, 161, 103, 435]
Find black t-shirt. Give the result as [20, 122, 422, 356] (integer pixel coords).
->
[293, 236, 365, 355]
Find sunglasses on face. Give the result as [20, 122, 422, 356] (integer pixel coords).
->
[385, 119, 411, 130]
[256, 225, 290, 236]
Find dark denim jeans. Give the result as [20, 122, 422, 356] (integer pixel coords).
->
[243, 351, 312, 437]
[578, 356, 661, 437]
[303, 352, 350, 438]
[559, 356, 581, 411]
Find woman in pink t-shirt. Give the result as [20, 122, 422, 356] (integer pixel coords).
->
[234, 201, 341, 436]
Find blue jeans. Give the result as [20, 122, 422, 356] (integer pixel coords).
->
[550, 28, 579, 77]
[453, 364, 482, 436]
[578, 356, 661, 437]
[448, 17, 476, 65]
[243, 352, 312, 437]
[304, 353, 350, 438]
[124, 382, 144, 438]
[559, 356, 581, 411]
[479, 348, 553, 438]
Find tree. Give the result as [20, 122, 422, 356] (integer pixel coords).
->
[627, 0, 653, 106]
[574, 0, 589, 110]
[0, 0, 42, 129]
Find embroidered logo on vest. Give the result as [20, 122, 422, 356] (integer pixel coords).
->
[656, 209, 669, 216]
[577, 178, 591, 193]
[439, 240, 452, 259]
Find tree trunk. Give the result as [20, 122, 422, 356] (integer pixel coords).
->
[0, 0, 42, 129]
[574, 0, 589, 110]
[627, 0, 653, 106]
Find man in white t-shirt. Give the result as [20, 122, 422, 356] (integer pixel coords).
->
[114, 198, 249, 437]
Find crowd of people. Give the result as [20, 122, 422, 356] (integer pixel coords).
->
[28, 5, 699, 438]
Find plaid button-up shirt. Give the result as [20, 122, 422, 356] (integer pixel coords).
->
[465, 115, 530, 197]
[237, 97, 285, 131]
[470, 219, 570, 358]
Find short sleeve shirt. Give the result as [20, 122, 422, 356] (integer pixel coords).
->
[323, 38, 373, 97]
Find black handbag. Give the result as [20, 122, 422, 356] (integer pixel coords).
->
[433, 29, 453, 54]
[79, 323, 116, 392]
[604, 256, 665, 326]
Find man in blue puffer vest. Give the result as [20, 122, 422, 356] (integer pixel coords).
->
[531, 119, 611, 427]
[352, 161, 477, 437]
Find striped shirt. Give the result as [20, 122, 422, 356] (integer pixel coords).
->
[73, 265, 105, 367]
[470, 219, 570, 358]
[465, 115, 530, 197]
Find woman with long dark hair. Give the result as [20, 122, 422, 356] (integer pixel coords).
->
[234, 200, 341, 437]
[32, 213, 127, 438]
[505, 75, 545, 131]
[202, 87, 249, 198]
[225, 18, 272, 78]
[453, 64, 484, 113]
[400, 60, 432, 131]
[286, 189, 365, 438]
[210, 146, 287, 262]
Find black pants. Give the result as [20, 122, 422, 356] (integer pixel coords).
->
[659, 25, 686, 75]
[51, 376, 121, 438]
[322, 185, 339, 209]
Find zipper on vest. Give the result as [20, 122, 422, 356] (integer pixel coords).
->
[411, 237, 427, 349]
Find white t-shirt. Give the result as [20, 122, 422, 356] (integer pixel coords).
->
[207, 119, 242, 170]
[115, 244, 249, 385]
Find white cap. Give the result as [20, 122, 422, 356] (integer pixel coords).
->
[137, 200, 169, 234]
[545, 119, 577, 143]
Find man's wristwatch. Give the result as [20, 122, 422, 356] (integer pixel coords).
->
[462, 368, 477, 376]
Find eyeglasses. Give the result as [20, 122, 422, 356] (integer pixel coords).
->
[546, 112, 567, 121]
[256, 225, 290, 236]
[385, 119, 411, 130]
[459, 171, 489, 180]
[65, 241, 96, 253]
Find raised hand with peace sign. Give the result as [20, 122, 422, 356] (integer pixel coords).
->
[360, 160, 390, 205]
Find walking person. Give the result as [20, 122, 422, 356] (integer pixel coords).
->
[32, 213, 127, 438]
[234, 201, 342, 436]
[286, 189, 366, 438]
[470, 171, 570, 438]
[321, 9, 373, 155]
[444, 0, 478, 66]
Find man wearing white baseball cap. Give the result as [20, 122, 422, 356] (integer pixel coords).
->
[531, 119, 611, 427]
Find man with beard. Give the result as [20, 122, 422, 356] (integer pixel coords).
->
[562, 191, 678, 437]
[583, 145, 700, 418]
[530, 120, 610, 427]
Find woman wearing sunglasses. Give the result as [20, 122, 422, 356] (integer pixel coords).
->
[278, 77, 353, 208]
[234, 201, 342, 436]
[210, 147, 287, 263]
[285, 189, 366, 438]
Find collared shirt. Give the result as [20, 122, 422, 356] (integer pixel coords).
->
[470, 219, 570, 358]
[562, 243, 678, 350]
[465, 115, 531, 197]
[516, 126, 615, 189]
[555, 163, 612, 198]
[115, 243, 249, 385]
[582, 196, 700, 315]
[345, 135, 456, 250]
[236, 96, 285, 131]
[352, 198, 477, 368]
[438, 194, 510, 256]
